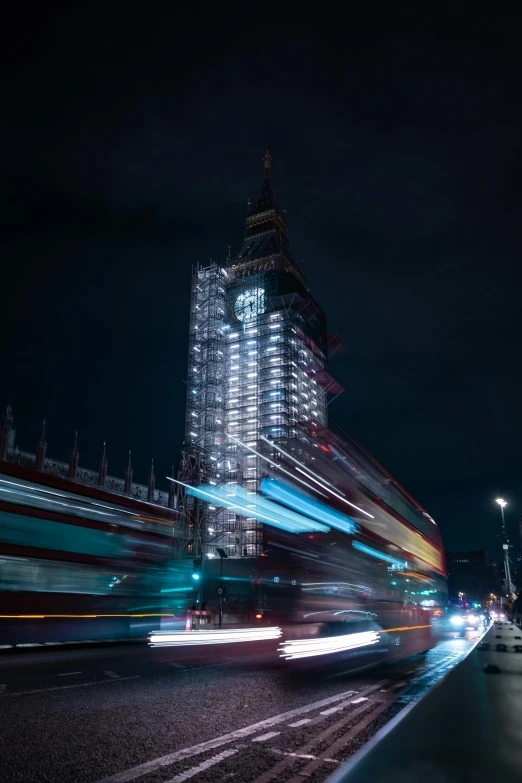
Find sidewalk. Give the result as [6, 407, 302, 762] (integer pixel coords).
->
[329, 621, 522, 783]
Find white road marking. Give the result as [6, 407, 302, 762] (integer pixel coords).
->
[168, 662, 186, 669]
[16, 643, 43, 647]
[288, 719, 311, 727]
[164, 748, 239, 782]
[0, 645, 13, 649]
[252, 732, 280, 742]
[95, 688, 365, 783]
[104, 671, 120, 679]
[273, 750, 316, 759]
[350, 697, 368, 704]
[390, 681, 407, 690]
[320, 700, 353, 716]
[271, 749, 340, 763]
[58, 672, 82, 677]
[8, 675, 140, 697]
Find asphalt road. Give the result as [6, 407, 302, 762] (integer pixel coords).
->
[0, 634, 475, 783]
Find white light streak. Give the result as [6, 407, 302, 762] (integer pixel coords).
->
[279, 631, 380, 660]
[226, 435, 328, 498]
[149, 627, 282, 647]
[261, 436, 374, 520]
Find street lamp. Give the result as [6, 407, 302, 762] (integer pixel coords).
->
[495, 498, 512, 601]
[496, 498, 507, 535]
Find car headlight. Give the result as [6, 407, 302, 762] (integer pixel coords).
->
[467, 614, 478, 624]
[450, 615, 464, 625]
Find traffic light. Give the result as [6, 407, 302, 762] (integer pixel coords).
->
[192, 557, 202, 581]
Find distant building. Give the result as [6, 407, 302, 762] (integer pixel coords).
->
[447, 549, 500, 603]
[0, 401, 177, 510]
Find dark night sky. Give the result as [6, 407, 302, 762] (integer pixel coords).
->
[2, 7, 521, 558]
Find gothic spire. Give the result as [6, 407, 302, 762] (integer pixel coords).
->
[168, 465, 176, 509]
[35, 419, 47, 471]
[68, 431, 79, 479]
[0, 399, 14, 461]
[147, 457, 156, 502]
[248, 150, 277, 216]
[98, 441, 108, 487]
[230, 153, 305, 285]
[124, 450, 133, 495]
[264, 149, 272, 175]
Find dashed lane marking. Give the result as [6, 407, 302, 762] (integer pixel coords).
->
[252, 732, 281, 742]
[288, 719, 311, 727]
[103, 671, 120, 679]
[94, 687, 371, 783]
[350, 697, 368, 704]
[320, 700, 353, 716]
[58, 672, 83, 677]
[250, 700, 380, 783]
[272, 750, 317, 760]
[7, 675, 140, 696]
[284, 701, 391, 783]
[164, 748, 239, 783]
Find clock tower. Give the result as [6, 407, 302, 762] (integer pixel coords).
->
[184, 154, 336, 559]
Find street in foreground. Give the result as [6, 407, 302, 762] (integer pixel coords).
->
[0, 635, 475, 783]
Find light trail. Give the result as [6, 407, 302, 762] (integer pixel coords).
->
[148, 627, 282, 647]
[166, 477, 328, 534]
[279, 630, 380, 660]
[259, 478, 356, 534]
[260, 436, 375, 519]
[227, 435, 328, 499]
[260, 436, 345, 493]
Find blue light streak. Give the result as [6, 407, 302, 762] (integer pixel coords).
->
[259, 478, 357, 535]
[185, 483, 329, 534]
[352, 540, 407, 567]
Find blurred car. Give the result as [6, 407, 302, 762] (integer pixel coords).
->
[447, 609, 483, 636]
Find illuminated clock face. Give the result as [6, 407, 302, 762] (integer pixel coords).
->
[234, 288, 265, 322]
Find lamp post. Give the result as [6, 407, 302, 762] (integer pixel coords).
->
[495, 498, 512, 601]
[216, 547, 229, 629]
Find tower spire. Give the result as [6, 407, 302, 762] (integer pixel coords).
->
[230, 152, 305, 284]
[147, 457, 156, 502]
[0, 399, 14, 461]
[124, 450, 133, 495]
[68, 431, 79, 479]
[35, 419, 47, 471]
[98, 441, 108, 487]
[264, 150, 272, 176]
[168, 464, 176, 509]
